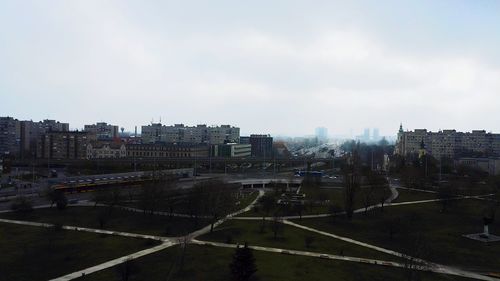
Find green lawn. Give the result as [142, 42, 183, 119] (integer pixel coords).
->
[293, 199, 500, 272]
[81, 244, 468, 281]
[0, 206, 209, 237]
[198, 219, 399, 262]
[0, 222, 156, 281]
[119, 190, 257, 216]
[392, 188, 437, 203]
[240, 185, 391, 217]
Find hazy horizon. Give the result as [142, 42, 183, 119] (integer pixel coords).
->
[2, 1, 500, 137]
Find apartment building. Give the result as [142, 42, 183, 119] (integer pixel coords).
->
[395, 124, 500, 159]
[37, 131, 95, 159]
[0, 117, 20, 156]
[141, 123, 240, 144]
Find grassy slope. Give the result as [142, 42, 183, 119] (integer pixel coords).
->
[0, 206, 209, 236]
[0, 223, 156, 281]
[198, 219, 399, 262]
[82, 244, 467, 281]
[294, 199, 500, 272]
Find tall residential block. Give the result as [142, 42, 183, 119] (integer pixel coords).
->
[395, 124, 500, 159]
[141, 123, 240, 144]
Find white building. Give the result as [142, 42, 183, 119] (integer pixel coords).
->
[86, 142, 126, 159]
[141, 123, 240, 144]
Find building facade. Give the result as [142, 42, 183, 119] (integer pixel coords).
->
[141, 123, 240, 144]
[247, 134, 273, 157]
[86, 142, 126, 159]
[213, 143, 251, 158]
[84, 122, 119, 140]
[0, 117, 20, 156]
[37, 131, 94, 159]
[456, 157, 500, 176]
[126, 143, 210, 158]
[315, 127, 328, 142]
[395, 124, 500, 159]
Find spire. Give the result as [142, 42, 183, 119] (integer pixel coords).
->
[399, 123, 404, 133]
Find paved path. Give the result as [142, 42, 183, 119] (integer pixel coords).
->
[189, 189, 265, 239]
[0, 218, 172, 242]
[234, 183, 399, 220]
[191, 239, 499, 281]
[49, 241, 176, 281]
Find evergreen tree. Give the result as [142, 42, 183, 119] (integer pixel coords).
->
[229, 243, 257, 281]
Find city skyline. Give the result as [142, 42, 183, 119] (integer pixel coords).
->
[2, 1, 500, 136]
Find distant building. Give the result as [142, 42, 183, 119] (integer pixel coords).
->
[246, 134, 273, 157]
[126, 143, 210, 158]
[373, 128, 380, 141]
[395, 124, 500, 159]
[86, 142, 126, 159]
[141, 123, 240, 144]
[37, 131, 95, 159]
[456, 157, 500, 175]
[315, 127, 328, 142]
[212, 143, 251, 158]
[37, 119, 69, 132]
[84, 122, 119, 140]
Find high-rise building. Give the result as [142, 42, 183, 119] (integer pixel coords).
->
[363, 128, 370, 141]
[373, 128, 380, 141]
[315, 127, 328, 142]
[0, 117, 20, 156]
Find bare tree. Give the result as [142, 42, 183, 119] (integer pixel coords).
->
[271, 212, 284, 240]
[258, 194, 276, 227]
[436, 184, 457, 213]
[402, 233, 429, 281]
[362, 187, 374, 216]
[343, 144, 361, 220]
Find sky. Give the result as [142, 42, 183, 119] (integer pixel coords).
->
[1, 1, 500, 137]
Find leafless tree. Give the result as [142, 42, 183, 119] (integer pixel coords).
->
[271, 212, 284, 240]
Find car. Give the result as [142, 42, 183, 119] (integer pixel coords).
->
[319, 254, 329, 259]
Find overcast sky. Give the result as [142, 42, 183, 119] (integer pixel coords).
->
[1, 1, 499, 137]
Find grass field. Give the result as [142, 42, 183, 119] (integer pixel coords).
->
[198, 219, 399, 262]
[119, 190, 258, 216]
[392, 188, 437, 203]
[293, 198, 500, 272]
[0, 222, 156, 281]
[240, 185, 392, 217]
[81, 244, 468, 281]
[0, 206, 209, 237]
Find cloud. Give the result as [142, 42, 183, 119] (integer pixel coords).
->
[1, 1, 499, 136]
